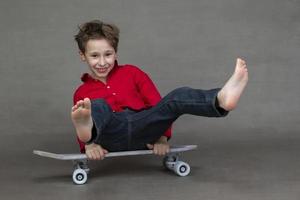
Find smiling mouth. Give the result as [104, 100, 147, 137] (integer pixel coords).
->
[96, 67, 109, 73]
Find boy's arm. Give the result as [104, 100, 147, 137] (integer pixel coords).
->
[134, 68, 172, 139]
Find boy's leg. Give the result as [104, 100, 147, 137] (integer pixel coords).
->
[72, 98, 130, 151]
[130, 87, 227, 146]
[131, 58, 248, 146]
[71, 98, 113, 144]
[71, 98, 94, 143]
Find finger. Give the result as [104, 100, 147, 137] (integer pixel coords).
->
[154, 146, 159, 155]
[103, 149, 109, 154]
[90, 150, 98, 160]
[99, 150, 105, 160]
[160, 147, 166, 156]
[92, 149, 102, 160]
[86, 151, 95, 160]
[86, 151, 92, 160]
[166, 146, 170, 154]
[157, 146, 162, 155]
[94, 147, 104, 160]
[158, 147, 164, 156]
[95, 146, 105, 160]
[153, 146, 158, 154]
[94, 149, 102, 160]
[147, 144, 154, 150]
[157, 146, 163, 156]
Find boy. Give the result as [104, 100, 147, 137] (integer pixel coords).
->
[72, 20, 248, 160]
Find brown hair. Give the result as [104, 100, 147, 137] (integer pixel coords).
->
[74, 20, 120, 53]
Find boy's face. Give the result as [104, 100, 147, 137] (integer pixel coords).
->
[80, 38, 117, 82]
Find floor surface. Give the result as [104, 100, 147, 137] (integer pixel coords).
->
[1, 132, 300, 200]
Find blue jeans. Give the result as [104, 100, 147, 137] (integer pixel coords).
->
[89, 87, 228, 152]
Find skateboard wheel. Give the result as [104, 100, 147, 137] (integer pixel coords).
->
[174, 161, 190, 176]
[72, 168, 88, 185]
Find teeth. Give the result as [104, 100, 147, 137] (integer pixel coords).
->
[97, 67, 108, 73]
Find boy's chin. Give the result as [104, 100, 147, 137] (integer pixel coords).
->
[95, 74, 108, 79]
[89, 72, 107, 80]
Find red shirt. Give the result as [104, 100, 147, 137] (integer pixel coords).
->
[74, 63, 172, 152]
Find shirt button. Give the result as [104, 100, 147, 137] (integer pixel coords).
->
[112, 110, 116, 112]
[106, 86, 110, 89]
[112, 93, 116, 95]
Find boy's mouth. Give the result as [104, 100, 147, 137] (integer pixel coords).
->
[96, 66, 110, 73]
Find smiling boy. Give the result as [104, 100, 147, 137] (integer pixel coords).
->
[72, 20, 248, 160]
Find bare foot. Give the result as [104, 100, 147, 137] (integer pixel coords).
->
[217, 58, 248, 111]
[71, 98, 93, 143]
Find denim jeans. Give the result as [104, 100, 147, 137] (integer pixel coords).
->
[89, 87, 228, 152]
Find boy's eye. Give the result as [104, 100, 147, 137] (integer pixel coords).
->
[91, 55, 98, 57]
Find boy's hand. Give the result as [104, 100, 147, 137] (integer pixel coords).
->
[85, 143, 108, 160]
[147, 136, 170, 156]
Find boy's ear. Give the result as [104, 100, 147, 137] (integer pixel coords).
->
[79, 51, 86, 61]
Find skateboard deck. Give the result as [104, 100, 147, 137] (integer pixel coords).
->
[33, 145, 197, 160]
[33, 145, 197, 184]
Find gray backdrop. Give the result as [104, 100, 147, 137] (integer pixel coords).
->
[0, 0, 299, 199]
[1, 0, 299, 145]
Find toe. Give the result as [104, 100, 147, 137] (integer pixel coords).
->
[71, 105, 76, 112]
[83, 98, 91, 109]
[76, 100, 84, 108]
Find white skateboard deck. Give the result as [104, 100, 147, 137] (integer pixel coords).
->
[34, 145, 197, 184]
[33, 145, 197, 161]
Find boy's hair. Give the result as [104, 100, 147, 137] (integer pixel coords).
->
[74, 20, 120, 53]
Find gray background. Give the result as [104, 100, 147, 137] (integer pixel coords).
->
[0, 0, 300, 199]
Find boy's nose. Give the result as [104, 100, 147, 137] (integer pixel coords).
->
[98, 58, 106, 66]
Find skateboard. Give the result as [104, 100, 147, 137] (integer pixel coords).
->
[33, 145, 197, 185]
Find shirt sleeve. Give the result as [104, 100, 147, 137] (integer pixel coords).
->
[134, 67, 172, 138]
